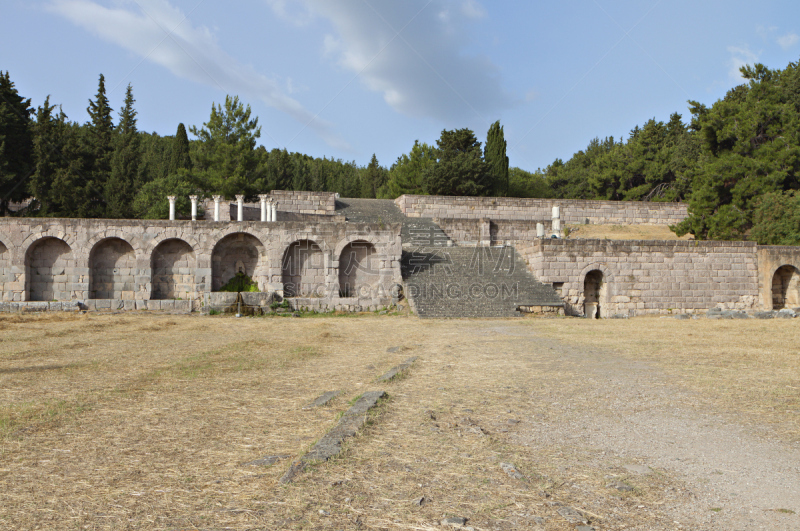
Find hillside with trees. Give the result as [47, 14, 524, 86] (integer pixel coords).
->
[2, 58, 800, 244]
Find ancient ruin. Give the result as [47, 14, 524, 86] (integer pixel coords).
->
[1, 190, 799, 317]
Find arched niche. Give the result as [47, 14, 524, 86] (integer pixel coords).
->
[211, 232, 265, 291]
[338, 240, 377, 298]
[281, 240, 324, 297]
[90, 238, 136, 299]
[151, 239, 195, 300]
[771, 265, 800, 310]
[583, 269, 606, 319]
[25, 237, 74, 301]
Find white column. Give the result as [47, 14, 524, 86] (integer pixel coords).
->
[168, 196, 176, 221]
[259, 194, 268, 222]
[236, 195, 244, 222]
[189, 195, 198, 221]
[271, 201, 277, 222]
[536, 222, 545, 238]
[552, 205, 561, 237]
[213, 195, 222, 222]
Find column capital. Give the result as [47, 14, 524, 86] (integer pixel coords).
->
[235, 194, 245, 202]
[258, 194, 269, 201]
[189, 195, 198, 201]
[167, 195, 176, 202]
[213, 195, 223, 202]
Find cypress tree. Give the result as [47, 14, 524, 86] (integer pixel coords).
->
[106, 84, 140, 218]
[484, 120, 509, 197]
[0, 71, 34, 215]
[169, 122, 192, 174]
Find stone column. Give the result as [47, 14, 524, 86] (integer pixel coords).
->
[259, 194, 269, 222]
[536, 222, 545, 238]
[236, 195, 244, 222]
[551, 205, 561, 236]
[168, 196, 176, 221]
[190, 195, 198, 221]
[213, 195, 222, 222]
[271, 201, 277, 223]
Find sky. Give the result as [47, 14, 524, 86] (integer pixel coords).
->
[2, 0, 800, 173]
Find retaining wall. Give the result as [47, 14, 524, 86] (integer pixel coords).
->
[519, 239, 762, 316]
[396, 195, 688, 225]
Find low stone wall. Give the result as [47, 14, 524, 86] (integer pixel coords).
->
[434, 218, 554, 245]
[270, 190, 336, 215]
[520, 239, 761, 316]
[0, 218, 402, 310]
[397, 195, 688, 225]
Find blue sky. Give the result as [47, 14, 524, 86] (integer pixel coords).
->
[2, 0, 800, 172]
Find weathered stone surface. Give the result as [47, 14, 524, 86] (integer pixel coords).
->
[280, 391, 386, 483]
[500, 462, 525, 480]
[440, 516, 468, 527]
[377, 357, 418, 382]
[623, 464, 651, 475]
[303, 391, 340, 410]
[557, 506, 587, 524]
[243, 454, 290, 467]
[608, 480, 634, 491]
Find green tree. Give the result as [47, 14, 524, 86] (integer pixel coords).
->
[675, 60, 800, 240]
[84, 73, 114, 216]
[750, 190, 800, 245]
[484, 120, 509, 196]
[106, 84, 139, 218]
[385, 140, 436, 197]
[168, 122, 192, 174]
[508, 167, 552, 198]
[423, 128, 490, 196]
[189, 95, 261, 198]
[360, 154, 387, 198]
[0, 71, 34, 215]
[132, 169, 202, 219]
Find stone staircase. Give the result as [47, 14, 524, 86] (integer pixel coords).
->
[401, 245, 564, 318]
[337, 197, 563, 318]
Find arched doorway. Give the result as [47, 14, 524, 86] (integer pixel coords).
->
[26, 237, 74, 301]
[211, 233, 265, 291]
[338, 241, 377, 297]
[90, 238, 136, 299]
[281, 240, 324, 297]
[584, 270, 605, 319]
[772, 265, 800, 310]
[151, 239, 195, 300]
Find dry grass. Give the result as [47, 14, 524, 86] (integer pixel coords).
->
[0, 313, 797, 530]
[565, 223, 693, 241]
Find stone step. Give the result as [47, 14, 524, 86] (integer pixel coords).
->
[402, 245, 563, 319]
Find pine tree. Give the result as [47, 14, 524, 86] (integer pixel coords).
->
[0, 71, 34, 215]
[85, 74, 114, 216]
[386, 140, 437, 197]
[484, 120, 509, 197]
[106, 84, 140, 218]
[360, 154, 385, 198]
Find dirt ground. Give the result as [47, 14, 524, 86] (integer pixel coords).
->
[1, 312, 798, 530]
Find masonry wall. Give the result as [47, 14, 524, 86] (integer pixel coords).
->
[397, 195, 688, 225]
[520, 239, 760, 316]
[0, 218, 402, 312]
[434, 218, 555, 244]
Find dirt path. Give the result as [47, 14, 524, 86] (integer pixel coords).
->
[504, 324, 800, 530]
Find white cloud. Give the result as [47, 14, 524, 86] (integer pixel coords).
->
[727, 45, 759, 81]
[47, 0, 348, 149]
[271, 0, 515, 123]
[777, 32, 799, 50]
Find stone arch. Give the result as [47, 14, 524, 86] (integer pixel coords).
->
[25, 237, 74, 301]
[89, 238, 137, 300]
[771, 265, 800, 310]
[211, 232, 266, 291]
[579, 264, 612, 319]
[338, 240, 377, 298]
[150, 238, 196, 300]
[281, 240, 324, 297]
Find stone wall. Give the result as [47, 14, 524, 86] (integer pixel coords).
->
[269, 190, 336, 215]
[434, 218, 554, 245]
[520, 239, 761, 316]
[0, 218, 402, 311]
[397, 195, 688, 225]
[756, 246, 800, 310]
